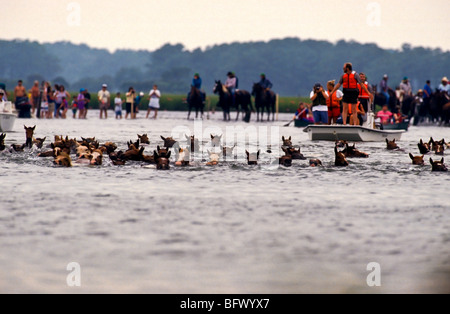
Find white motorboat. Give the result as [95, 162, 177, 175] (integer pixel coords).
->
[0, 101, 17, 132]
[303, 111, 405, 142]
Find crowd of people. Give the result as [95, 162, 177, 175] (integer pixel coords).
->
[1, 66, 448, 125]
[294, 63, 450, 126]
[0, 81, 162, 120]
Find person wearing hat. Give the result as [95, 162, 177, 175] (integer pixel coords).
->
[438, 77, 450, 95]
[379, 74, 390, 106]
[0, 89, 5, 104]
[310, 82, 329, 125]
[98, 84, 110, 119]
[0, 88, 7, 102]
[399, 77, 412, 107]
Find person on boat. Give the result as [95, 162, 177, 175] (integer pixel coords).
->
[0, 89, 5, 104]
[358, 73, 374, 114]
[310, 83, 329, 125]
[330, 62, 371, 126]
[376, 104, 397, 124]
[325, 80, 342, 124]
[294, 102, 314, 123]
[348, 101, 366, 126]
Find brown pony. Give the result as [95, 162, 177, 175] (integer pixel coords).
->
[430, 157, 448, 172]
[409, 153, 424, 165]
[24, 125, 36, 148]
[0, 133, 6, 151]
[335, 146, 349, 167]
[246, 150, 260, 165]
[386, 139, 399, 150]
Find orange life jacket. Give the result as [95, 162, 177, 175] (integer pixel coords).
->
[348, 102, 363, 115]
[326, 91, 340, 108]
[358, 82, 370, 99]
[343, 71, 358, 89]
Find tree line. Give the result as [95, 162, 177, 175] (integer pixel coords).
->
[1, 38, 449, 96]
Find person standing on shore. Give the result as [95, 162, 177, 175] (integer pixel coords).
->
[330, 62, 371, 126]
[83, 89, 91, 119]
[14, 80, 27, 106]
[125, 87, 135, 119]
[30, 80, 40, 115]
[98, 84, 111, 119]
[147, 85, 161, 119]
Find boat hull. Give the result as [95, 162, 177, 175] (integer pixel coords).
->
[303, 125, 404, 142]
[381, 120, 410, 131]
[294, 120, 313, 127]
[0, 113, 17, 132]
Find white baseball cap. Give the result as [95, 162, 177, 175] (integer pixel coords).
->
[102, 84, 108, 88]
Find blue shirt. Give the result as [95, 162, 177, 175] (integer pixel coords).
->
[423, 84, 432, 98]
[259, 78, 273, 89]
[192, 77, 202, 89]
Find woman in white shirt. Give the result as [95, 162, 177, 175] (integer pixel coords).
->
[146, 85, 161, 119]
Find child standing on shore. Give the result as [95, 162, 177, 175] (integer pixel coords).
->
[115, 92, 123, 119]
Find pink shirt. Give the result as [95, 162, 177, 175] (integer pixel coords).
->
[377, 110, 393, 124]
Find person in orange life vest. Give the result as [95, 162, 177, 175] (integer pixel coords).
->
[348, 101, 365, 126]
[330, 62, 371, 126]
[357, 73, 374, 113]
[325, 80, 342, 124]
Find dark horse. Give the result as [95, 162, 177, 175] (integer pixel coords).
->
[251, 83, 276, 122]
[372, 84, 397, 112]
[430, 90, 450, 125]
[213, 80, 253, 122]
[187, 86, 204, 120]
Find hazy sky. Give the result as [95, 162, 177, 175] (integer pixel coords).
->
[2, 0, 450, 52]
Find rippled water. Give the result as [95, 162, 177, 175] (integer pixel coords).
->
[0, 110, 449, 293]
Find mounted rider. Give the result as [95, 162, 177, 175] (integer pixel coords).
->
[225, 72, 237, 106]
[188, 73, 205, 104]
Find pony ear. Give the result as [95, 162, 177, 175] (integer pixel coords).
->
[409, 153, 414, 160]
[441, 158, 444, 163]
[430, 157, 434, 164]
[211, 134, 214, 139]
[386, 139, 389, 144]
[161, 135, 165, 141]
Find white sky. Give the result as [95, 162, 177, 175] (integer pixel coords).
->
[2, 0, 450, 52]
